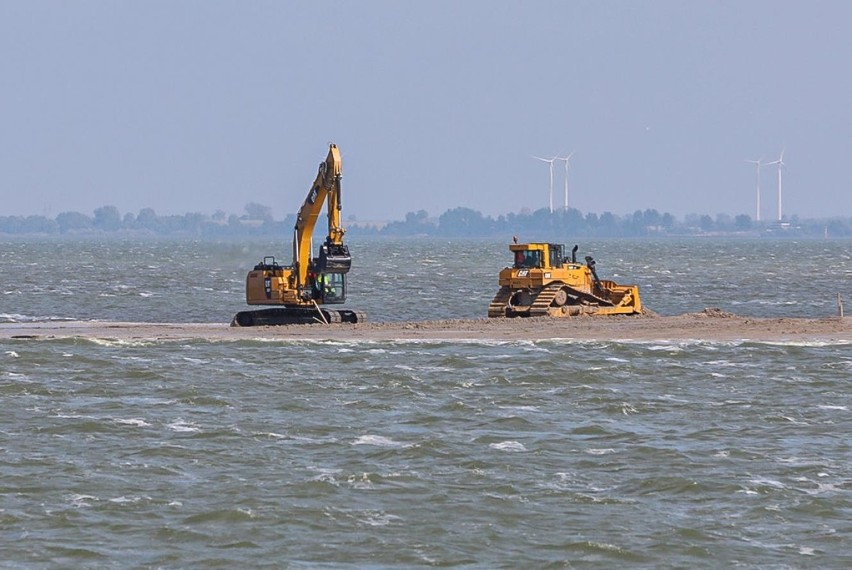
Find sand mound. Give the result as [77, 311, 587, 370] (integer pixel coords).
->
[1, 312, 849, 343]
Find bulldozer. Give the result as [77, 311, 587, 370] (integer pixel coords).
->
[488, 240, 643, 318]
[231, 143, 366, 326]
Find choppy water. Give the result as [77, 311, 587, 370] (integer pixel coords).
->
[1, 237, 850, 567]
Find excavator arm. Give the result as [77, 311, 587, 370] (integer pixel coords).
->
[292, 143, 349, 289]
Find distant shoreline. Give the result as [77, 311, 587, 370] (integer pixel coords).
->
[3, 205, 850, 238]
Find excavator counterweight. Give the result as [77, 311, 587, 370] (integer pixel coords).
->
[231, 144, 366, 326]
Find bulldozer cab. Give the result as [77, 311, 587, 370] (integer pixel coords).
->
[312, 272, 346, 305]
[513, 248, 542, 269]
[547, 244, 565, 268]
[510, 243, 564, 270]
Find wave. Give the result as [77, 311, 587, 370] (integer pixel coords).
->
[0, 313, 77, 323]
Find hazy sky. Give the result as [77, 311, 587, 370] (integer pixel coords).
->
[2, 1, 851, 221]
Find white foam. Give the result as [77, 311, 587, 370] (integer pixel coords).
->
[762, 339, 851, 347]
[68, 494, 99, 507]
[497, 405, 540, 412]
[168, 420, 200, 433]
[0, 313, 75, 323]
[489, 440, 527, 452]
[357, 511, 401, 526]
[749, 477, 786, 489]
[586, 448, 616, 455]
[108, 496, 143, 504]
[86, 338, 155, 348]
[114, 418, 151, 427]
[258, 432, 288, 439]
[352, 435, 402, 447]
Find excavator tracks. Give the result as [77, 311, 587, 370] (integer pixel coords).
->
[231, 308, 367, 327]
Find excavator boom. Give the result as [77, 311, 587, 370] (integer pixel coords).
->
[292, 144, 349, 285]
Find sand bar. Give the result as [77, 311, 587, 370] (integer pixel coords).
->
[1, 310, 850, 343]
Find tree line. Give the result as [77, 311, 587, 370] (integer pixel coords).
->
[1, 203, 850, 238]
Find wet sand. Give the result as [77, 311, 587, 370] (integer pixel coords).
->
[2, 310, 850, 343]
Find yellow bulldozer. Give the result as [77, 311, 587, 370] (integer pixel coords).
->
[488, 240, 643, 318]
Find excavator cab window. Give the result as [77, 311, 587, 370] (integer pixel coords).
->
[317, 272, 346, 305]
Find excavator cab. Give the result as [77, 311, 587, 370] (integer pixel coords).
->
[311, 240, 350, 304]
[313, 272, 346, 305]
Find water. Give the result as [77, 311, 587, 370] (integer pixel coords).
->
[1, 237, 850, 567]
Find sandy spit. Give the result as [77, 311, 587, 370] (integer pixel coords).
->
[1, 310, 850, 343]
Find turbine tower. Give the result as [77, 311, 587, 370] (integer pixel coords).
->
[745, 158, 763, 222]
[766, 150, 785, 221]
[556, 151, 575, 212]
[532, 155, 556, 213]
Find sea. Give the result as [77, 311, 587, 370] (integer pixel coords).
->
[1, 237, 850, 568]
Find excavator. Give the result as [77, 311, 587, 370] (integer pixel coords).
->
[231, 143, 366, 326]
[488, 239, 643, 318]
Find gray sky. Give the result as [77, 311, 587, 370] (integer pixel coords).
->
[2, 1, 850, 221]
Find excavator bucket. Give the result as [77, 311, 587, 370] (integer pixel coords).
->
[316, 243, 352, 273]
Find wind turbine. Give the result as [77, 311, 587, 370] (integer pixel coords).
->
[555, 151, 575, 212]
[532, 155, 556, 213]
[766, 150, 785, 221]
[745, 158, 763, 222]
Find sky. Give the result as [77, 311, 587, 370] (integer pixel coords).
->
[2, 1, 851, 222]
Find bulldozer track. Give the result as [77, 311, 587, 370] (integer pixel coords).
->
[488, 286, 512, 318]
[529, 283, 562, 316]
[528, 282, 617, 317]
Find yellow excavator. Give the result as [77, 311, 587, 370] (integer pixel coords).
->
[488, 240, 643, 318]
[231, 143, 366, 326]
